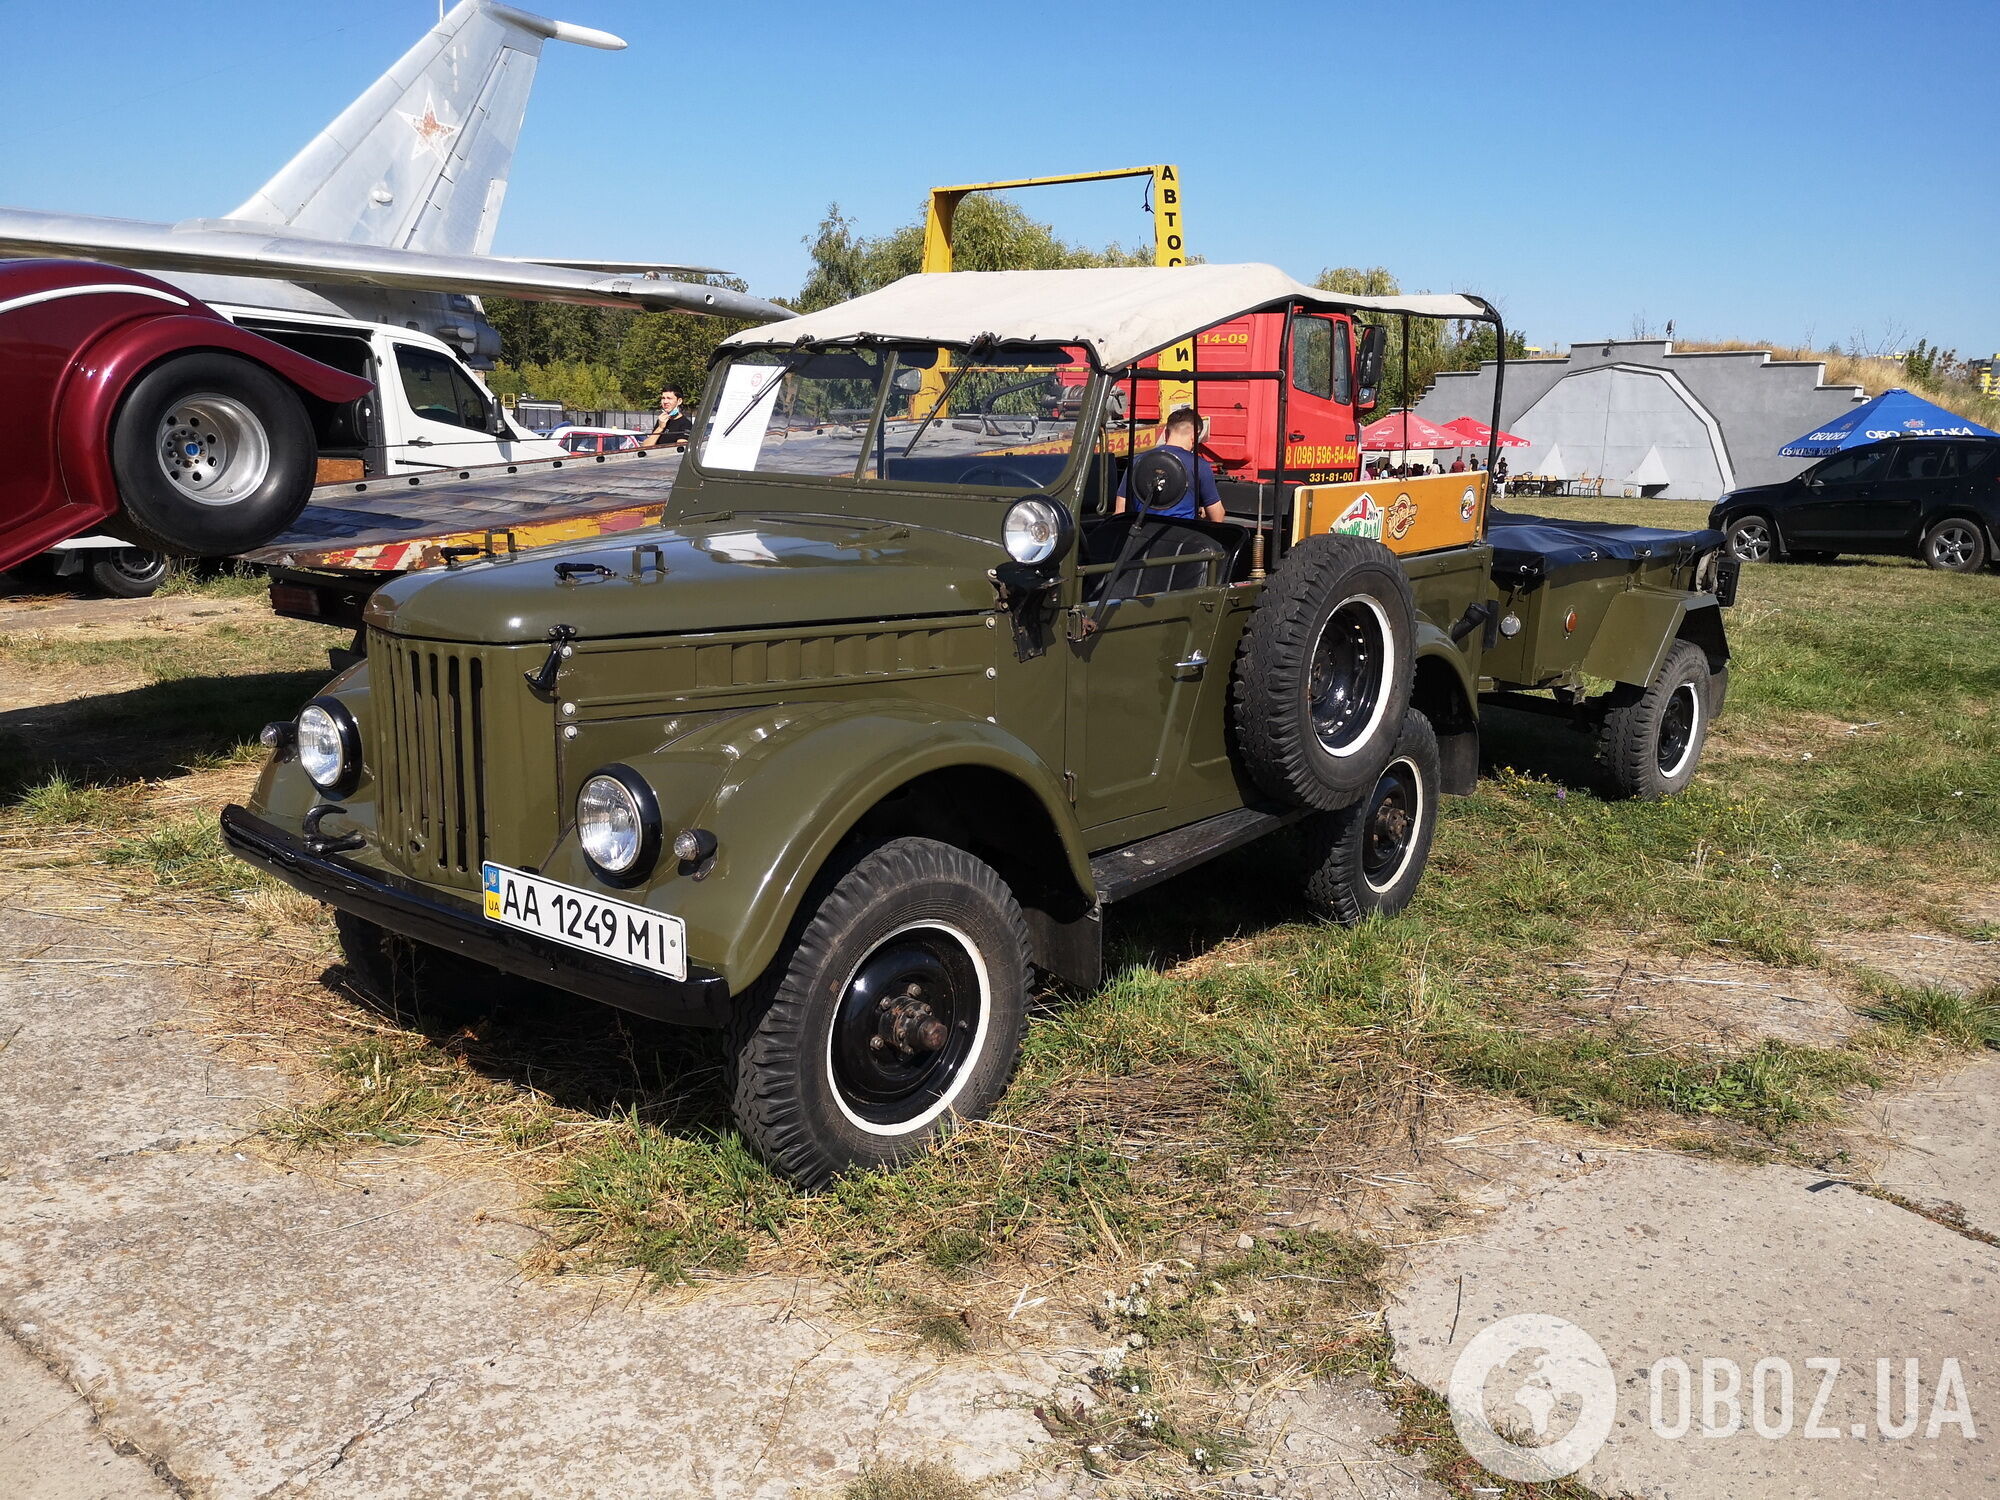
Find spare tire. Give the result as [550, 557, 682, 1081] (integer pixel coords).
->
[105, 352, 316, 557]
[1232, 534, 1416, 810]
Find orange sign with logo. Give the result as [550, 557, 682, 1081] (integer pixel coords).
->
[1292, 472, 1487, 557]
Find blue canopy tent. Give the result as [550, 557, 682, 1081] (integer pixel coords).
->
[1780, 388, 1997, 458]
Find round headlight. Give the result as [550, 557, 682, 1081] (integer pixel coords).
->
[296, 700, 358, 794]
[1003, 498, 1068, 565]
[576, 767, 659, 883]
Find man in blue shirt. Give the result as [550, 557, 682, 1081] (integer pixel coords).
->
[1115, 407, 1226, 522]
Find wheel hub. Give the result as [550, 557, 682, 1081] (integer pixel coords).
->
[1309, 599, 1388, 754]
[152, 392, 271, 506]
[829, 928, 981, 1127]
[1361, 760, 1418, 889]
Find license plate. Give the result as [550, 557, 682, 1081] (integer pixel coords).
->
[481, 863, 687, 981]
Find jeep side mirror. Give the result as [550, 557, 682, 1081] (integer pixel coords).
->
[1355, 325, 1388, 413]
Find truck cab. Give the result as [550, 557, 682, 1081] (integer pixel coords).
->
[214, 305, 563, 479]
[226, 263, 1734, 1189]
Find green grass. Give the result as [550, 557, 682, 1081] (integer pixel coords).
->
[1861, 982, 2000, 1050]
[155, 560, 271, 599]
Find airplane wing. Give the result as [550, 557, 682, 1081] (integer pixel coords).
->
[0, 208, 792, 322]
[513, 258, 731, 277]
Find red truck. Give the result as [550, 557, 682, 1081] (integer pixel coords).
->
[0, 259, 370, 575]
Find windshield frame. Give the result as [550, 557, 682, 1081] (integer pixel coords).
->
[686, 340, 1103, 501]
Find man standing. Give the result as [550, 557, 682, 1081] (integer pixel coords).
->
[645, 386, 694, 450]
[1114, 407, 1226, 522]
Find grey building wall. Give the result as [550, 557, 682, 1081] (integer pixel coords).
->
[1415, 340, 1868, 502]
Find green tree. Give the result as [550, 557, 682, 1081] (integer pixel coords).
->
[795, 197, 1155, 313]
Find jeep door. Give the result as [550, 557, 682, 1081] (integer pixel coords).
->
[1065, 524, 1230, 833]
[1786, 444, 1892, 548]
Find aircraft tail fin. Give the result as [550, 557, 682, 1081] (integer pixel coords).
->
[226, 1, 623, 257]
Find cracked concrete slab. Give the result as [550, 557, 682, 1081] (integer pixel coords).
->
[0, 1330, 176, 1500]
[1387, 1144, 1999, 1496]
[1867, 1059, 2000, 1236]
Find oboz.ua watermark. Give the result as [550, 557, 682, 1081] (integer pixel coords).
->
[1448, 1314, 1979, 1482]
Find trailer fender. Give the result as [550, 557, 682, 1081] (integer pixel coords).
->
[1580, 591, 1711, 689]
[577, 700, 1092, 995]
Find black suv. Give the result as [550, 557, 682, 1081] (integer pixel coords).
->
[1710, 436, 2000, 573]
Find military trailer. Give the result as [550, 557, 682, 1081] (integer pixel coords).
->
[223, 264, 1737, 1185]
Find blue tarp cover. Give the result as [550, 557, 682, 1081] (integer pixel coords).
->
[1486, 510, 1722, 583]
[1779, 387, 1997, 458]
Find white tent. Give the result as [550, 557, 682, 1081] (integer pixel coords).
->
[1624, 444, 1670, 491]
[1536, 443, 1568, 481]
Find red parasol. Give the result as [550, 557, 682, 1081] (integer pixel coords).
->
[1441, 416, 1529, 447]
[1359, 410, 1464, 451]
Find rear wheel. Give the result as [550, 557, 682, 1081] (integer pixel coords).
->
[1232, 534, 1416, 810]
[1599, 640, 1712, 800]
[1724, 513, 1776, 564]
[86, 548, 168, 598]
[728, 838, 1031, 1187]
[1922, 517, 1987, 573]
[107, 352, 316, 557]
[1297, 710, 1440, 924]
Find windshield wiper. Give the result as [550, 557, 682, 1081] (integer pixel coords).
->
[722, 351, 812, 439]
[900, 336, 994, 458]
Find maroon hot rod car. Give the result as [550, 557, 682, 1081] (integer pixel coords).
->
[0, 259, 371, 575]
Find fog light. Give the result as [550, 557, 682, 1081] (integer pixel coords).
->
[1003, 498, 1070, 564]
[673, 827, 718, 865]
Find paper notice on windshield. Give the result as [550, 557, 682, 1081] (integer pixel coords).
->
[700, 362, 785, 472]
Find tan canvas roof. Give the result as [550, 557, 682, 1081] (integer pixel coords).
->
[720, 264, 1489, 370]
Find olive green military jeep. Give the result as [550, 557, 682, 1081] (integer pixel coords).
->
[224, 264, 1736, 1185]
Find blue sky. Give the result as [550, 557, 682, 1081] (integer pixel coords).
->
[3, 0, 1994, 356]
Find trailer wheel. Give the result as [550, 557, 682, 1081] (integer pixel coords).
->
[1233, 534, 1416, 810]
[728, 837, 1030, 1188]
[1297, 710, 1440, 924]
[86, 548, 168, 599]
[106, 352, 316, 557]
[1599, 640, 1712, 800]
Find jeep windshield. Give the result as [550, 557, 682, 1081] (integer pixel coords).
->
[696, 342, 1091, 491]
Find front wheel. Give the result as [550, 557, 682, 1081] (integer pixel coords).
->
[1297, 710, 1440, 924]
[728, 837, 1031, 1187]
[1922, 517, 1987, 573]
[1724, 513, 1776, 564]
[86, 548, 168, 598]
[1599, 640, 1713, 800]
[107, 352, 316, 557]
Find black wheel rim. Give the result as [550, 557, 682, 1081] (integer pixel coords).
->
[1657, 683, 1700, 777]
[1362, 757, 1421, 892]
[1309, 598, 1389, 755]
[827, 923, 985, 1132]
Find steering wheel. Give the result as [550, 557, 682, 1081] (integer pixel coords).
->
[1127, 448, 1189, 512]
[959, 463, 1043, 489]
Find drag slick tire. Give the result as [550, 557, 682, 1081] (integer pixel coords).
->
[107, 352, 316, 557]
[1599, 639, 1713, 800]
[1922, 517, 1987, 573]
[728, 837, 1031, 1187]
[1233, 534, 1416, 811]
[1297, 709, 1440, 924]
[1724, 514, 1775, 564]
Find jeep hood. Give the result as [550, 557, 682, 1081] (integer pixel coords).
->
[365, 514, 1004, 643]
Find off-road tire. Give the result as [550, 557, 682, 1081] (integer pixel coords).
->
[1297, 710, 1440, 924]
[1599, 639, 1712, 800]
[334, 910, 504, 1028]
[86, 548, 168, 598]
[727, 837, 1031, 1188]
[107, 352, 316, 557]
[1724, 513, 1776, 564]
[1922, 516, 1987, 573]
[1233, 534, 1416, 810]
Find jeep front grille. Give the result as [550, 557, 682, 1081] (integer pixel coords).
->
[372, 637, 488, 879]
